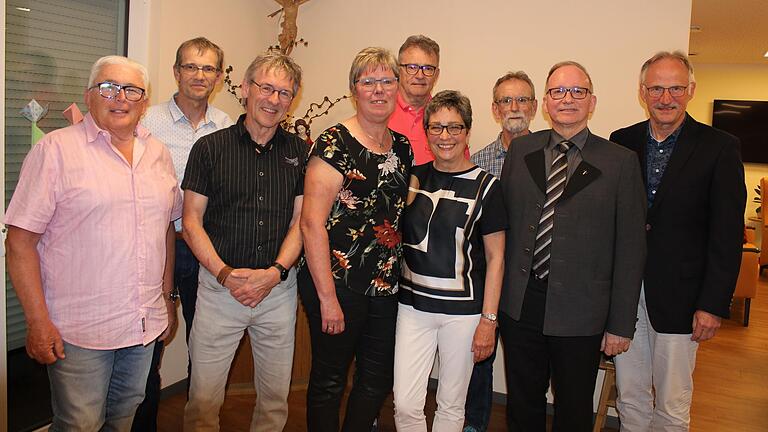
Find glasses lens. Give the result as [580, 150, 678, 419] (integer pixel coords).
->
[427, 125, 443, 135]
[549, 88, 565, 99]
[447, 125, 464, 135]
[669, 86, 686, 97]
[571, 88, 587, 99]
[123, 87, 144, 101]
[421, 66, 436, 77]
[277, 89, 294, 101]
[403, 64, 419, 75]
[98, 82, 119, 98]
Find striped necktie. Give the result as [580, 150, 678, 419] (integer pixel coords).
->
[532, 140, 571, 280]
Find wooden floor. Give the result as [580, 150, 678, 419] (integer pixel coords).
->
[158, 276, 768, 431]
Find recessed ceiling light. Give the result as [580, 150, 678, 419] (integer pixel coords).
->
[764, 51, 768, 58]
[690, 25, 702, 32]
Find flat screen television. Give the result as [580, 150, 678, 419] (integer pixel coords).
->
[712, 99, 768, 164]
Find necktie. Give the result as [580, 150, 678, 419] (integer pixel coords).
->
[532, 140, 571, 280]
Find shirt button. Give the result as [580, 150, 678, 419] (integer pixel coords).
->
[259, 220, 264, 226]
[257, 245, 263, 251]
[259, 196, 264, 201]
[652, 190, 656, 194]
[659, 149, 664, 153]
[655, 169, 660, 173]
[646, 224, 652, 231]
[259, 171, 264, 177]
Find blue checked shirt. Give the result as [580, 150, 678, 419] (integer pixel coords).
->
[471, 133, 506, 177]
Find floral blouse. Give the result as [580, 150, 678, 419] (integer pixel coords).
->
[300, 123, 412, 296]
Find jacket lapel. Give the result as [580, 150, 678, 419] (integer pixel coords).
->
[562, 160, 601, 199]
[524, 148, 547, 194]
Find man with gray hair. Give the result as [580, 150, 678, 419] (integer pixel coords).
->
[610, 51, 745, 431]
[182, 52, 307, 431]
[463, 70, 538, 432]
[4, 55, 181, 430]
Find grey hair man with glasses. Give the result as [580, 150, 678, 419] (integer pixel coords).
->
[181, 52, 307, 431]
[132, 37, 233, 431]
[461, 71, 538, 432]
[609, 51, 745, 431]
[498, 60, 646, 431]
[5, 55, 182, 431]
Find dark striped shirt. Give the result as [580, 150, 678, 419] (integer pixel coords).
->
[182, 114, 307, 269]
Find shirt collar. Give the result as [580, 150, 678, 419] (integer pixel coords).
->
[396, 91, 430, 114]
[646, 120, 684, 145]
[235, 113, 283, 154]
[84, 112, 149, 144]
[169, 93, 216, 127]
[548, 127, 589, 151]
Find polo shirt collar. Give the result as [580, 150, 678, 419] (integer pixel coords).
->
[396, 92, 431, 113]
[169, 93, 216, 127]
[235, 113, 283, 154]
[84, 112, 149, 144]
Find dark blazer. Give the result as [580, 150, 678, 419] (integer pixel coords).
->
[610, 114, 746, 334]
[500, 129, 646, 338]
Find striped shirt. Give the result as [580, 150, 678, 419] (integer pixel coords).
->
[182, 114, 307, 269]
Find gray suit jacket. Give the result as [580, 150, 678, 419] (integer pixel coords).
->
[499, 129, 646, 338]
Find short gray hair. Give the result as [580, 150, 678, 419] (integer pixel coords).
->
[88, 55, 149, 93]
[348, 47, 399, 94]
[546, 60, 593, 93]
[639, 50, 695, 84]
[398, 34, 440, 63]
[244, 52, 303, 94]
[424, 90, 473, 130]
[493, 71, 536, 100]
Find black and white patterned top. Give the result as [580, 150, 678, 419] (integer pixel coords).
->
[400, 163, 508, 315]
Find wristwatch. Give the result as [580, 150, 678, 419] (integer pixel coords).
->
[481, 312, 498, 324]
[272, 261, 289, 281]
[168, 289, 180, 302]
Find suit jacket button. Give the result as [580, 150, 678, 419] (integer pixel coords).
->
[646, 224, 652, 231]
[528, 225, 535, 231]
[524, 248, 531, 255]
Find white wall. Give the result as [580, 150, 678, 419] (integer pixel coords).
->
[687, 62, 768, 219]
[135, 0, 693, 405]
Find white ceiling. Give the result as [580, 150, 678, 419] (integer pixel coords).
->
[689, 0, 768, 64]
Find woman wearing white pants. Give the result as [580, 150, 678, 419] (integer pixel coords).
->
[393, 90, 506, 432]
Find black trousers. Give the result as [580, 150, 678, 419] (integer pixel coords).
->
[499, 276, 602, 432]
[298, 269, 397, 432]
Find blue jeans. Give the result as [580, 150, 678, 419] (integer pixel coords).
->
[463, 330, 499, 431]
[132, 239, 199, 431]
[48, 341, 155, 432]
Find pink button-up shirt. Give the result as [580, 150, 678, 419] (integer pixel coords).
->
[4, 113, 183, 350]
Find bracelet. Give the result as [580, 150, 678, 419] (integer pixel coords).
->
[216, 265, 234, 285]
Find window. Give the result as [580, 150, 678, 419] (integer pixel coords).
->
[5, 1, 127, 429]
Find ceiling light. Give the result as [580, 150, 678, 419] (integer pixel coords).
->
[15, 7, 30, 12]
[764, 51, 768, 58]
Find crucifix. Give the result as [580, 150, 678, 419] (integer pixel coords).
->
[270, 0, 312, 55]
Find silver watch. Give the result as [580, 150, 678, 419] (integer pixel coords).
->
[481, 312, 498, 323]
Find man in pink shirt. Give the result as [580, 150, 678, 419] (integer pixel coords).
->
[4, 55, 182, 431]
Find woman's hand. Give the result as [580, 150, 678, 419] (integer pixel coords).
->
[320, 298, 345, 335]
[471, 318, 497, 362]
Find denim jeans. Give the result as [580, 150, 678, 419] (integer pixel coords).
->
[463, 330, 499, 431]
[48, 341, 155, 432]
[132, 239, 199, 431]
[184, 267, 297, 432]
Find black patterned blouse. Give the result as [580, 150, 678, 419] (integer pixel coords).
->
[299, 123, 412, 296]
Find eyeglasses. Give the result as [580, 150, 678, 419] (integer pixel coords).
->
[354, 77, 398, 90]
[250, 80, 295, 102]
[546, 87, 590, 100]
[88, 81, 145, 102]
[399, 63, 438, 77]
[642, 85, 688, 98]
[495, 96, 534, 106]
[177, 63, 220, 76]
[426, 124, 466, 136]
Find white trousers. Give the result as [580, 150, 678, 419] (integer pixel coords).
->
[184, 267, 297, 432]
[393, 304, 480, 432]
[614, 286, 699, 432]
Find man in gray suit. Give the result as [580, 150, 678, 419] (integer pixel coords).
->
[498, 61, 646, 431]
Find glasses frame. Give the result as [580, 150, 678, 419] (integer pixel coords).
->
[495, 96, 535, 106]
[399, 63, 438, 77]
[250, 80, 295, 102]
[354, 77, 399, 91]
[642, 85, 689, 98]
[426, 123, 467, 136]
[546, 86, 591, 100]
[88, 81, 146, 102]
[177, 63, 220, 76]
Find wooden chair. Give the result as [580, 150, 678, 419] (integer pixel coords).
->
[593, 357, 617, 432]
[735, 230, 759, 326]
[759, 177, 768, 274]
